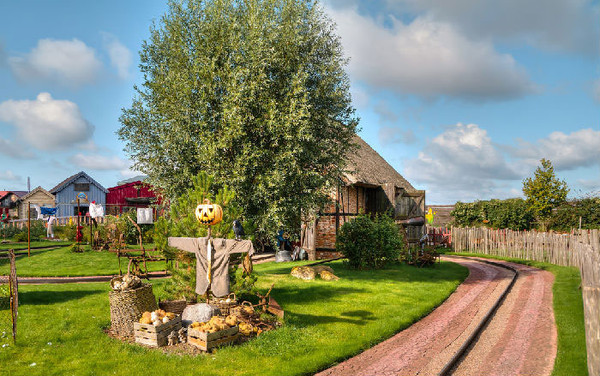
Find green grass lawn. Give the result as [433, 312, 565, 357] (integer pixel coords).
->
[0, 260, 468, 375]
[452, 252, 588, 376]
[0, 241, 71, 250]
[0, 243, 166, 277]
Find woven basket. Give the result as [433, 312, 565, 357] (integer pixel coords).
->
[208, 293, 237, 316]
[230, 301, 254, 318]
[158, 299, 188, 315]
[109, 283, 157, 337]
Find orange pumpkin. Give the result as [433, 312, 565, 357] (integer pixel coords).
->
[195, 199, 223, 225]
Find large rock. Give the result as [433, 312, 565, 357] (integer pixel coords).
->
[291, 266, 317, 280]
[312, 265, 334, 274]
[275, 250, 293, 262]
[290, 265, 339, 281]
[181, 303, 220, 327]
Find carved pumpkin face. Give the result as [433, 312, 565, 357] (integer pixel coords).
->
[195, 200, 223, 226]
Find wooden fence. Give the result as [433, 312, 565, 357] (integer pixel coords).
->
[452, 227, 600, 376]
[6, 216, 110, 229]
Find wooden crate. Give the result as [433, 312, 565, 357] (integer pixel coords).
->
[188, 326, 239, 351]
[134, 316, 182, 347]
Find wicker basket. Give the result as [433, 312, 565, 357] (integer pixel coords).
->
[158, 299, 188, 315]
[109, 283, 158, 337]
[208, 293, 237, 316]
[230, 301, 255, 318]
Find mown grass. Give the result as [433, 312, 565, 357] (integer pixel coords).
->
[0, 241, 71, 250]
[0, 243, 166, 277]
[452, 252, 588, 376]
[0, 260, 468, 375]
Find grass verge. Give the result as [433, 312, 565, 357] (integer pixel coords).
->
[452, 252, 588, 376]
[0, 260, 467, 375]
[0, 242, 166, 277]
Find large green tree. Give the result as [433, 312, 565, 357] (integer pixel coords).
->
[119, 0, 358, 235]
[522, 158, 569, 229]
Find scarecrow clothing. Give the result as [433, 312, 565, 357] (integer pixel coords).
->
[137, 207, 153, 224]
[168, 237, 255, 297]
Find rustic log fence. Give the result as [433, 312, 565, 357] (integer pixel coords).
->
[452, 227, 600, 376]
[0, 249, 18, 345]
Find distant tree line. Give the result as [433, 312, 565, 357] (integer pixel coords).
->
[451, 159, 599, 232]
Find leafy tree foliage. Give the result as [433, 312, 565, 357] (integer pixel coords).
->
[336, 215, 404, 269]
[522, 159, 569, 228]
[451, 199, 534, 231]
[119, 0, 358, 236]
[549, 194, 600, 232]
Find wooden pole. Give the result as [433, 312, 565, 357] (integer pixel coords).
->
[205, 225, 212, 302]
[27, 202, 31, 257]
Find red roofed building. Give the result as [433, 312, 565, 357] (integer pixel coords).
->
[0, 190, 28, 219]
[106, 176, 161, 215]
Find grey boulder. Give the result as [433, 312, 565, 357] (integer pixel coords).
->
[181, 303, 220, 327]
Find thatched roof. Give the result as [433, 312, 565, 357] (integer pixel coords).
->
[343, 135, 415, 191]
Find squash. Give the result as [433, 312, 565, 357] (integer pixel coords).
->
[195, 199, 223, 226]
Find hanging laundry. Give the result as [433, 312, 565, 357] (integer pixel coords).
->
[89, 202, 104, 218]
[137, 207, 153, 224]
[40, 207, 57, 216]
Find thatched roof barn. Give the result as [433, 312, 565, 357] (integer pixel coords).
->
[301, 135, 425, 260]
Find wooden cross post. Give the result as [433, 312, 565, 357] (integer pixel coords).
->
[27, 203, 31, 257]
[205, 224, 212, 303]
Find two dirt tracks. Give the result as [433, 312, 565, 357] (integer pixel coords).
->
[318, 256, 556, 376]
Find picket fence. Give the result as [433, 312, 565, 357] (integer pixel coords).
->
[452, 227, 600, 376]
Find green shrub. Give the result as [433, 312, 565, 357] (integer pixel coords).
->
[336, 214, 404, 269]
[550, 196, 600, 232]
[451, 199, 534, 230]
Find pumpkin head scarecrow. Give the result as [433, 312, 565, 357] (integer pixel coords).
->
[195, 199, 223, 226]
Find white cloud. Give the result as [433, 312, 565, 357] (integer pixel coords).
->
[402, 0, 600, 56]
[119, 168, 144, 179]
[327, 0, 599, 55]
[509, 128, 600, 171]
[0, 137, 35, 159]
[329, 8, 535, 100]
[0, 93, 94, 150]
[404, 123, 520, 202]
[70, 153, 130, 171]
[102, 33, 132, 80]
[8, 38, 102, 87]
[0, 170, 22, 182]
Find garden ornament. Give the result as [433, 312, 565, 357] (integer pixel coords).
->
[168, 330, 178, 346]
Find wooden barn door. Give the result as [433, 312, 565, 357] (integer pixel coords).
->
[395, 190, 426, 245]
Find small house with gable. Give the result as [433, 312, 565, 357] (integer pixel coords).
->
[50, 171, 108, 217]
[301, 136, 425, 260]
[0, 191, 27, 219]
[17, 186, 55, 219]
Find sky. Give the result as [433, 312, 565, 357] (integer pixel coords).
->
[0, 0, 598, 204]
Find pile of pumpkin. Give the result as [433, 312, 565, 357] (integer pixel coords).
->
[139, 309, 177, 326]
[189, 315, 262, 337]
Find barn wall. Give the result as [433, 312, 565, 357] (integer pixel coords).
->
[55, 175, 107, 217]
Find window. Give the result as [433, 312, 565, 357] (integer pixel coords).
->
[74, 183, 90, 191]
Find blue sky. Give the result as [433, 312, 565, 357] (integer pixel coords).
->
[0, 0, 598, 204]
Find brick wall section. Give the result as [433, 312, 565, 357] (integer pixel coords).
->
[311, 185, 368, 259]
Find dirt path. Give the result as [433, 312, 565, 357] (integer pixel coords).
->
[450, 259, 556, 376]
[317, 257, 557, 376]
